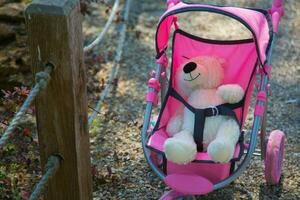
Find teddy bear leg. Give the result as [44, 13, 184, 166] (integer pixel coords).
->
[164, 130, 197, 164]
[207, 119, 240, 163]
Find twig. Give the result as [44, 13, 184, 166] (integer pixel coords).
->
[88, 105, 102, 115]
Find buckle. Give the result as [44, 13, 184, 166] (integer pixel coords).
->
[209, 106, 219, 116]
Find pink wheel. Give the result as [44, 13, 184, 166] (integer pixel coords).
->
[264, 130, 285, 185]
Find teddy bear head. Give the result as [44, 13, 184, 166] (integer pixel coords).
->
[177, 56, 225, 92]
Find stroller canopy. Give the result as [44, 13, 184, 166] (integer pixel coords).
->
[156, 2, 273, 64]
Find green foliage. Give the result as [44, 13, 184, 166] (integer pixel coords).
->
[22, 0, 32, 4]
[90, 118, 101, 137]
[0, 167, 6, 180]
[4, 143, 16, 152]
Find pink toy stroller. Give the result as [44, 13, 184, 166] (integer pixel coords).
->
[141, 0, 285, 199]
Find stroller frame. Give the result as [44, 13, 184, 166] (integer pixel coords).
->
[141, 0, 285, 198]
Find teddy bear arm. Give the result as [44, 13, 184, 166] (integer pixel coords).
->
[217, 84, 245, 104]
[166, 113, 183, 137]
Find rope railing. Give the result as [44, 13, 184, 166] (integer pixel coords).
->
[29, 155, 62, 200]
[88, 0, 132, 125]
[0, 0, 130, 197]
[0, 0, 132, 198]
[0, 64, 53, 149]
[83, 0, 120, 52]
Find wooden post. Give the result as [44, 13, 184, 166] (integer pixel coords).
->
[25, 1, 92, 199]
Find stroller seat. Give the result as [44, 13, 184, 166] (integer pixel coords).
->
[147, 128, 244, 187]
[147, 129, 243, 163]
[146, 28, 256, 166]
[145, 26, 257, 188]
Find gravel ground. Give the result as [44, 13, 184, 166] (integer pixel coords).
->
[86, 0, 299, 199]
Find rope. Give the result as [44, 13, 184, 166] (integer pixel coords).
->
[0, 65, 53, 149]
[29, 155, 61, 200]
[88, 0, 131, 125]
[84, 0, 120, 52]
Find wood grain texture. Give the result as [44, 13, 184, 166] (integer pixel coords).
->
[25, 0, 92, 199]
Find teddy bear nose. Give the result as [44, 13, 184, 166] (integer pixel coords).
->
[183, 62, 197, 73]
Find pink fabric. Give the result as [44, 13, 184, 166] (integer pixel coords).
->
[156, 2, 271, 63]
[164, 174, 213, 195]
[167, 161, 231, 184]
[157, 30, 258, 129]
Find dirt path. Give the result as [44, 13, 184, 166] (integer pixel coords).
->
[87, 0, 299, 199]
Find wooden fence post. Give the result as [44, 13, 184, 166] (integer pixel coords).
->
[25, 1, 92, 199]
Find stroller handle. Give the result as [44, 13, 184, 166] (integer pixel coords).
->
[167, 0, 181, 8]
[165, 0, 285, 34]
[273, 0, 283, 7]
[270, 0, 285, 33]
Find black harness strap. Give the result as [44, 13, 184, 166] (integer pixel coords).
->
[194, 110, 206, 151]
[194, 106, 239, 151]
[169, 88, 243, 152]
[217, 105, 239, 123]
[169, 88, 196, 112]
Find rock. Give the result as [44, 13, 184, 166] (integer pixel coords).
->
[0, 0, 17, 7]
[0, 62, 19, 77]
[0, 51, 9, 63]
[7, 47, 30, 71]
[0, 3, 25, 23]
[0, 1, 21, 6]
[0, 47, 31, 81]
[0, 77, 20, 90]
[0, 23, 16, 45]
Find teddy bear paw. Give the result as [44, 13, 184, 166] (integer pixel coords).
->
[164, 138, 197, 164]
[207, 140, 235, 163]
[217, 84, 245, 104]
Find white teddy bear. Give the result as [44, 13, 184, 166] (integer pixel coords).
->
[164, 56, 245, 164]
